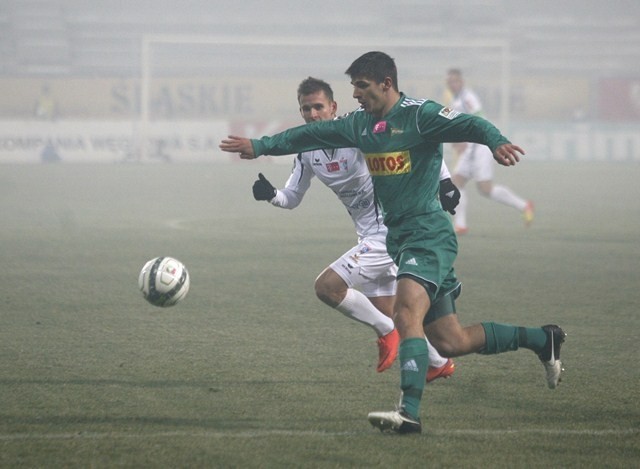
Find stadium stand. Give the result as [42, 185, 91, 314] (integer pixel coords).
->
[0, 0, 637, 78]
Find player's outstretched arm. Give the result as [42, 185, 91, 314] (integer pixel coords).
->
[220, 135, 256, 159]
[493, 143, 525, 167]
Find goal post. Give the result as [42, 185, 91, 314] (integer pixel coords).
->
[140, 35, 511, 161]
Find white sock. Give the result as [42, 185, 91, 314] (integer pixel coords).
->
[489, 185, 527, 211]
[335, 289, 395, 337]
[453, 187, 468, 229]
[425, 337, 447, 368]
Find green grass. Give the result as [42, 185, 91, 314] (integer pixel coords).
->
[0, 161, 638, 468]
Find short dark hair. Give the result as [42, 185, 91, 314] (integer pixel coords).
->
[297, 77, 334, 102]
[345, 51, 398, 91]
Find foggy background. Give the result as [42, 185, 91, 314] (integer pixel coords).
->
[1, 4, 639, 465]
[1, 0, 639, 163]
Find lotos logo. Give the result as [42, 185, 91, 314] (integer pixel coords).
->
[364, 151, 411, 176]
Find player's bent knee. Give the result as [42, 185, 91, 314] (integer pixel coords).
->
[427, 331, 472, 358]
[429, 338, 457, 358]
[314, 279, 343, 308]
[477, 181, 492, 196]
[314, 268, 349, 308]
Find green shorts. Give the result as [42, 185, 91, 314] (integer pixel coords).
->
[386, 210, 460, 313]
[414, 280, 461, 326]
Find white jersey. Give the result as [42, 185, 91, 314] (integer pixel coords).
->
[450, 87, 483, 116]
[270, 147, 384, 240]
[269, 146, 450, 296]
[270, 148, 451, 240]
[449, 86, 495, 180]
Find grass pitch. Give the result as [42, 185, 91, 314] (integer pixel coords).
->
[0, 160, 638, 468]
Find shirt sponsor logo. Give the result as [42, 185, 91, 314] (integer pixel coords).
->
[438, 106, 460, 119]
[326, 161, 340, 172]
[364, 151, 411, 176]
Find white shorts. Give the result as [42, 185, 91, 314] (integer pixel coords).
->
[329, 235, 397, 298]
[454, 143, 494, 182]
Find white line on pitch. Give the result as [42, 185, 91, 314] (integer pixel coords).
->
[0, 428, 637, 441]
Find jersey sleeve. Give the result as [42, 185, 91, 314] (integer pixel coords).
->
[270, 154, 313, 209]
[439, 160, 451, 180]
[251, 118, 357, 157]
[417, 101, 510, 152]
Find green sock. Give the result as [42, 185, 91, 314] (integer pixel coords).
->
[480, 322, 548, 355]
[399, 337, 429, 419]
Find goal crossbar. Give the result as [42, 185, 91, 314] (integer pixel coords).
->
[140, 35, 511, 159]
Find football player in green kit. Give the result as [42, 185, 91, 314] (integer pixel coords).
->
[220, 51, 566, 435]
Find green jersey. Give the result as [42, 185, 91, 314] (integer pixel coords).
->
[252, 94, 510, 297]
[252, 94, 510, 228]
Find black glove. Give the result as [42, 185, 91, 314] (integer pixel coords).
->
[439, 177, 460, 215]
[252, 173, 277, 201]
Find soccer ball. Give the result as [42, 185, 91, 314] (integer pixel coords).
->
[138, 256, 190, 307]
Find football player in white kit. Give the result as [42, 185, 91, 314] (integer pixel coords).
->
[445, 69, 534, 235]
[251, 77, 458, 381]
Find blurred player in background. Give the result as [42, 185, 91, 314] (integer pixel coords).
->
[34, 83, 58, 121]
[221, 51, 566, 435]
[445, 68, 534, 234]
[252, 77, 458, 380]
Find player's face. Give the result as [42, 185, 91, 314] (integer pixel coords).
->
[299, 91, 337, 123]
[350, 77, 390, 118]
[446, 73, 463, 94]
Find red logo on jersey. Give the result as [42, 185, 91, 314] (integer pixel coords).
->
[373, 121, 387, 134]
[326, 161, 340, 172]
